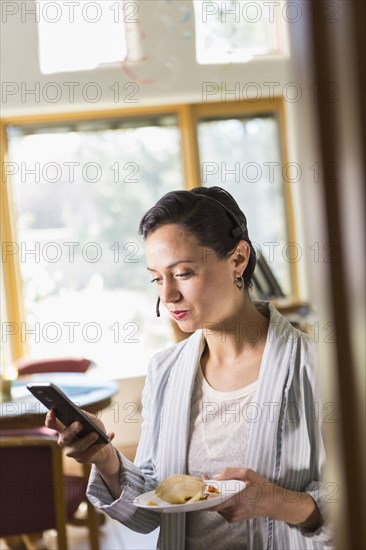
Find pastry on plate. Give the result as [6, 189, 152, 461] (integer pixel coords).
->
[155, 474, 206, 504]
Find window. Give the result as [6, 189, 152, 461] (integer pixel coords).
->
[194, 0, 282, 64]
[2, 100, 296, 372]
[37, 1, 128, 74]
[198, 115, 291, 294]
[6, 116, 183, 376]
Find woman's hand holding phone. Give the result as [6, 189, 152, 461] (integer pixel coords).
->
[46, 410, 122, 499]
[45, 409, 118, 471]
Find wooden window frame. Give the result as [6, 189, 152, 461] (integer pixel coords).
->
[1, 98, 297, 361]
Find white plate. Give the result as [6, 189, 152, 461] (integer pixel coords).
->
[133, 479, 245, 513]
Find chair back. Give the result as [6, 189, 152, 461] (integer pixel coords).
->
[0, 436, 67, 547]
[16, 357, 92, 376]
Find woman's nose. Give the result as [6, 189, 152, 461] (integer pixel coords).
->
[161, 281, 181, 304]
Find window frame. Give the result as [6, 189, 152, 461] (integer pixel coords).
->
[1, 98, 298, 361]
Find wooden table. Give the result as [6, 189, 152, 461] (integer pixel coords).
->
[0, 372, 118, 431]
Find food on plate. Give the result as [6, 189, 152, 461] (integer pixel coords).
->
[156, 474, 205, 504]
[206, 484, 220, 494]
[155, 474, 219, 505]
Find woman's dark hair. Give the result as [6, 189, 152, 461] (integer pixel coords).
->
[138, 186, 256, 290]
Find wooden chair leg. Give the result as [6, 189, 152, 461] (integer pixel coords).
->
[3, 536, 27, 549]
[82, 463, 100, 550]
[21, 533, 47, 549]
[51, 446, 68, 550]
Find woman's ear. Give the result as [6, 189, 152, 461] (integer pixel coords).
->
[232, 240, 250, 273]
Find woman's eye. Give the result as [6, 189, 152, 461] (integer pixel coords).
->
[176, 272, 192, 279]
[150, 272, 192, 284]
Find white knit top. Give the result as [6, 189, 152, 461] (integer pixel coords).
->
[186, 362, 258, 550]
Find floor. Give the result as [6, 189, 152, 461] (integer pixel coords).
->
[1, 519, 159, 550]
[50, 518, 159, 550]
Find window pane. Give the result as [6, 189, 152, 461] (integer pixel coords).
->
[8, 117, 183, 377]
[197, 116, 291, 295]
[194, 0, 280, 64]
[37, 1, 127, 74]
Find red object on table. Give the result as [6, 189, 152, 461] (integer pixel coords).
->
[16, 357, 92, 376]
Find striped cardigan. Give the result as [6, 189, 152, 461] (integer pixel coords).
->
[87, 301, 334, 549]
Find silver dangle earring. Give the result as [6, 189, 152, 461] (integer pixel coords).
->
[235, 275, 245, 291]
[156, 296, 161, 317]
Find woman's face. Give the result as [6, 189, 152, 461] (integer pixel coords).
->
[145, 224, 248, 332]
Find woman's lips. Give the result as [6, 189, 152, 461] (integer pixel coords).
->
[171, 310, 189, 320]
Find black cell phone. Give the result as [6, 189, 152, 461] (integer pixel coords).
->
[27, 382, 110, 445]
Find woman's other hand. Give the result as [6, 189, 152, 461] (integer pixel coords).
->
[209, 467, 322, 530]
[208, 467, 277, 522]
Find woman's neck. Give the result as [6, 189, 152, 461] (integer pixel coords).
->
[202, 297, 269, 365]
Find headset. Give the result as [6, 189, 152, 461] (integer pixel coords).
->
[191, 192, 248, 239]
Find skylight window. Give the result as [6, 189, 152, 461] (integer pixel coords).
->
[194, 0, 282, 64]
[37, 1, 128, 74]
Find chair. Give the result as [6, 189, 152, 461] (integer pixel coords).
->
[15, 357, 92, 376]
[0, 435, 102, 550]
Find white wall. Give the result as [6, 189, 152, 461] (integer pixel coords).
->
[1, 0, 291, 115]
[100, 375, 145, 449]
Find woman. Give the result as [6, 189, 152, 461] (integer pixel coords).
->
[46, 186, 334, 549]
